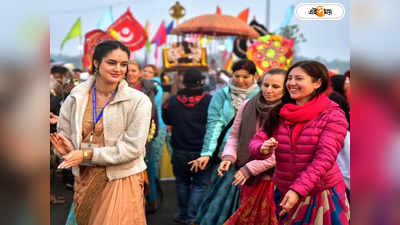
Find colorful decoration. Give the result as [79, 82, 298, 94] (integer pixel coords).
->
[246, 34, 294, 76]
[107, 9, 147, 52]
[163, 41, 207, 71]
[82, 29, 116, 72]
[233, 19, 269, 59]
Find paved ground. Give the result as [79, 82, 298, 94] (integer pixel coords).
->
[50, 170, 179, 225]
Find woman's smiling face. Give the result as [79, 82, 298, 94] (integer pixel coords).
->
[286, 66, 321, 105]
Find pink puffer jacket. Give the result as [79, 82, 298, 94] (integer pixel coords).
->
[252, 102, 348, 197]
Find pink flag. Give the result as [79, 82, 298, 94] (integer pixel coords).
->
[151, 21, 167, 46]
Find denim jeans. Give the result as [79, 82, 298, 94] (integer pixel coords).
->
[172, 150, 212, 223]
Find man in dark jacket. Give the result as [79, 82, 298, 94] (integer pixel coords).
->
[162, 68, 212, 224]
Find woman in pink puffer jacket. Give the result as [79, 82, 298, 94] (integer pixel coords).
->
[249, 60, 350, 225]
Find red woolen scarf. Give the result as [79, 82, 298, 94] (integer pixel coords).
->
[280, 94, 331, 146]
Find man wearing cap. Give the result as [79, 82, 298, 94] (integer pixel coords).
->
[162, 68, 212, 225]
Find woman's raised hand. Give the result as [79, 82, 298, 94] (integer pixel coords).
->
[260, 137, 278, 155]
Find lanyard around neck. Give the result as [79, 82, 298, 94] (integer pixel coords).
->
[90, 84, 117, 142]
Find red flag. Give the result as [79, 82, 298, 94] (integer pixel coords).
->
[216, 6, 222, 14]
[151, 21, 167, 46]
[107, 9, 147, 52]
[237, 8, 249, 23]
[82, 29, 116, 72]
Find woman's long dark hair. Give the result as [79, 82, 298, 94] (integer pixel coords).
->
[263, 60, 330, 136]
[330, 75, 346, 97]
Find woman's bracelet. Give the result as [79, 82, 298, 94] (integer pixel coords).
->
[82, 149, 93, 161]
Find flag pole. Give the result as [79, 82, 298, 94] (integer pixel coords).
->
[265, 0, 270, 30]
[144, 48, 148, 65]
[79, 16, 83, 57]
[79, 35, 83, 56]
[79, 28, 84, 70]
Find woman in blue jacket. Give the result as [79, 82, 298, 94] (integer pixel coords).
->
[190, 59, 260, 225]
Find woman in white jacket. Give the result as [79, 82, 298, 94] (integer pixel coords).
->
[50, 40, 152, 225]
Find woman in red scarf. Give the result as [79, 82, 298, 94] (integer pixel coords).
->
[251, 61, 350, 225]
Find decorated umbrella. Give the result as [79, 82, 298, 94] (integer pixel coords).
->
[170, 13, 259, 38]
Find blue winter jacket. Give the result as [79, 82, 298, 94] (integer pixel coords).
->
[200, 85, 260, 157]
[152, 77, 166, 129]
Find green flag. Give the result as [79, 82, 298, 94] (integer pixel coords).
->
[144, 20, 151, 53]
[60, 17, 82, 50]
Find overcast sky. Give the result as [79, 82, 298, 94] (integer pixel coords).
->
[50, 0, 349, 62]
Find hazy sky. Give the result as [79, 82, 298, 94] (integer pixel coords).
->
[50, 0, 349, 62]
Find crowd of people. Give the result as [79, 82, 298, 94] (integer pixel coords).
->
[50, 40, 350, 225]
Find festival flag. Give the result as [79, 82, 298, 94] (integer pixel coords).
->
[144, 20, 151, 64]
[166, 20, 174, 34]
[144, 20, 151, 53]
[224, 53, 233, 72]
[82, 29, 116, 71]
[60, 17, 81, 50]
[151, 21, 167, 46]
[237, 8, 249, 23]
[273, 4, 295, 33]
[107, 8, 147, 52]
[97, 6, 113, 31]
[151, 21, 167, 67]
[216, 6, 222, 14]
